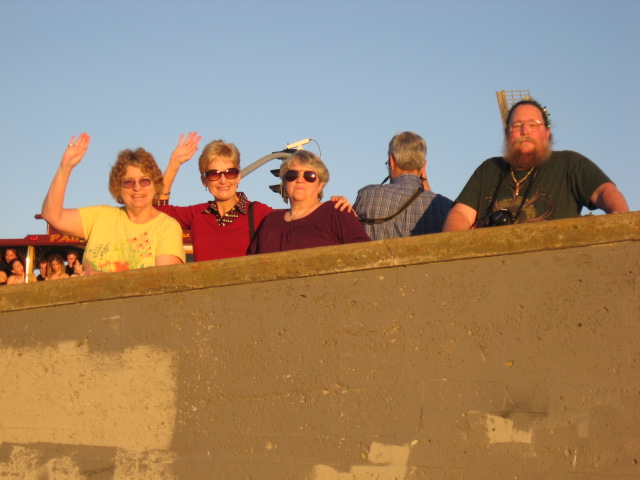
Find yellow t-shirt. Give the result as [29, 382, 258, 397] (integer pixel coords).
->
[79, 205, 185, 272]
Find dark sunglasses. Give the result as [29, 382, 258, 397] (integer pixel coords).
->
[203, 168, 239, 181]
[284, 170, 318, 183]
[121, 178, 153, 189]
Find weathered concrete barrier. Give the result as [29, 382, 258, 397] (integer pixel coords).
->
[1, 212, 638, 480]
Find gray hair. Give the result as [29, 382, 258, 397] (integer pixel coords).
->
[388, 131, 427, 171]
[280, 150, 329, 200]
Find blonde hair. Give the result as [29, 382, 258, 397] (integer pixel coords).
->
[47, 254, 65, 279]
[198, 140, 240, 174]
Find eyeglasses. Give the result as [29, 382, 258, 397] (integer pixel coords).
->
[121, 178, 153, 189]
[283, 170, 318, 183]
[203, 168, 239, 181]
[508, 120, 545, 132]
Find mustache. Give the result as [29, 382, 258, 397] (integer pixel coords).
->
[504, 133, 551, 169]
[512, 136, 538, 146]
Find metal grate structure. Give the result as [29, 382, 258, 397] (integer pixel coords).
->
[496, 90, 531, 127]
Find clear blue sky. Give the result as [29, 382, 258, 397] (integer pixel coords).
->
[1, 0, 638, 239]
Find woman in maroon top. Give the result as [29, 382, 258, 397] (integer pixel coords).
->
[156, 134, 354, 261]
[249, 151, 370, 254]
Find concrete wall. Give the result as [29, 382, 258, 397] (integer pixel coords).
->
[0, 213, 638, 480]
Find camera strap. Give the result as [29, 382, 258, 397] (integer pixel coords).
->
[484, 164, 509, 221]
[248, 202, 256, 241]
[359, 185, 425, 225]
[485, 163, 538, 224]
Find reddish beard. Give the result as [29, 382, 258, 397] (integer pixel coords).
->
[503, 136, 551, 170]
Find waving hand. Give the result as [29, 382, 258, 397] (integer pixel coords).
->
[159, 132, 203, 202]
[41, 133, 91, 238]
[61, 133, 91, 169]
[170, 132, 202, 167]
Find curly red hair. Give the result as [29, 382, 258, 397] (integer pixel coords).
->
[108, 148, 163, 203]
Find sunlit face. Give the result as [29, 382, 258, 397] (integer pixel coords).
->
[67, 252, 78, 266]
[202, 159, 241, 203]
[11, 260, 24, 275]
[39, 262, 48, 276]
[506, 105, 551, 155]
[5, 249, 17, 263]
[73, 262, 83, 274]
[119, 165, 155, 210]
[284, 160, 324, 205]
[51, 260, 63, 273]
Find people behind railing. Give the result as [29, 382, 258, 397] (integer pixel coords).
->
[1, 248, 35, 285]
[154, 134, 354, 261]
[248, 150, 370, 254]
[1, 248, 18, 278]
[70, 261, 84, 277]
[36, 258, 48, 281]
[2, 100, 631, 286]
[46, 253, 70, 280]
[0, 250, 86, 284]
[41, 133, 185, 275]
[6, 258, 37, 285]
[65, 248, 82, 276]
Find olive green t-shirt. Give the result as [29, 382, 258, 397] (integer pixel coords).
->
[455, 150, 612, 227]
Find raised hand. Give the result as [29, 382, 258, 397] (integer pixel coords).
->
[42, 133, 90, 238]
[170, 132, 202, 167]
[61, 133, 91, 169]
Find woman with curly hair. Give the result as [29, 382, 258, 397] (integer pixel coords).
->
[42, 133, 185, 274]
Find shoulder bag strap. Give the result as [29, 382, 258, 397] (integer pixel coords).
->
[248, 202, 256, 241]
[359, 186, 425, 225]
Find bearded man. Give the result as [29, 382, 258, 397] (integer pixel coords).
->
[443, 100, 628, 230]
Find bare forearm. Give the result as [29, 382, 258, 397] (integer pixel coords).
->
[591, 182, 629, 214]
[443, 204, 477, 232]
[156, 254, 184, 266]
[42, 164, 73, 225]
[41, 164, 83, 237]
[160, 160, 181, 198]
[160, 133, 202, 202]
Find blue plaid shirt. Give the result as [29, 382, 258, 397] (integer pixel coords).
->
[354, 174, 453, 240]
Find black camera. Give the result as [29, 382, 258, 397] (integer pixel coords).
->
[485, 209, 516, 227]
